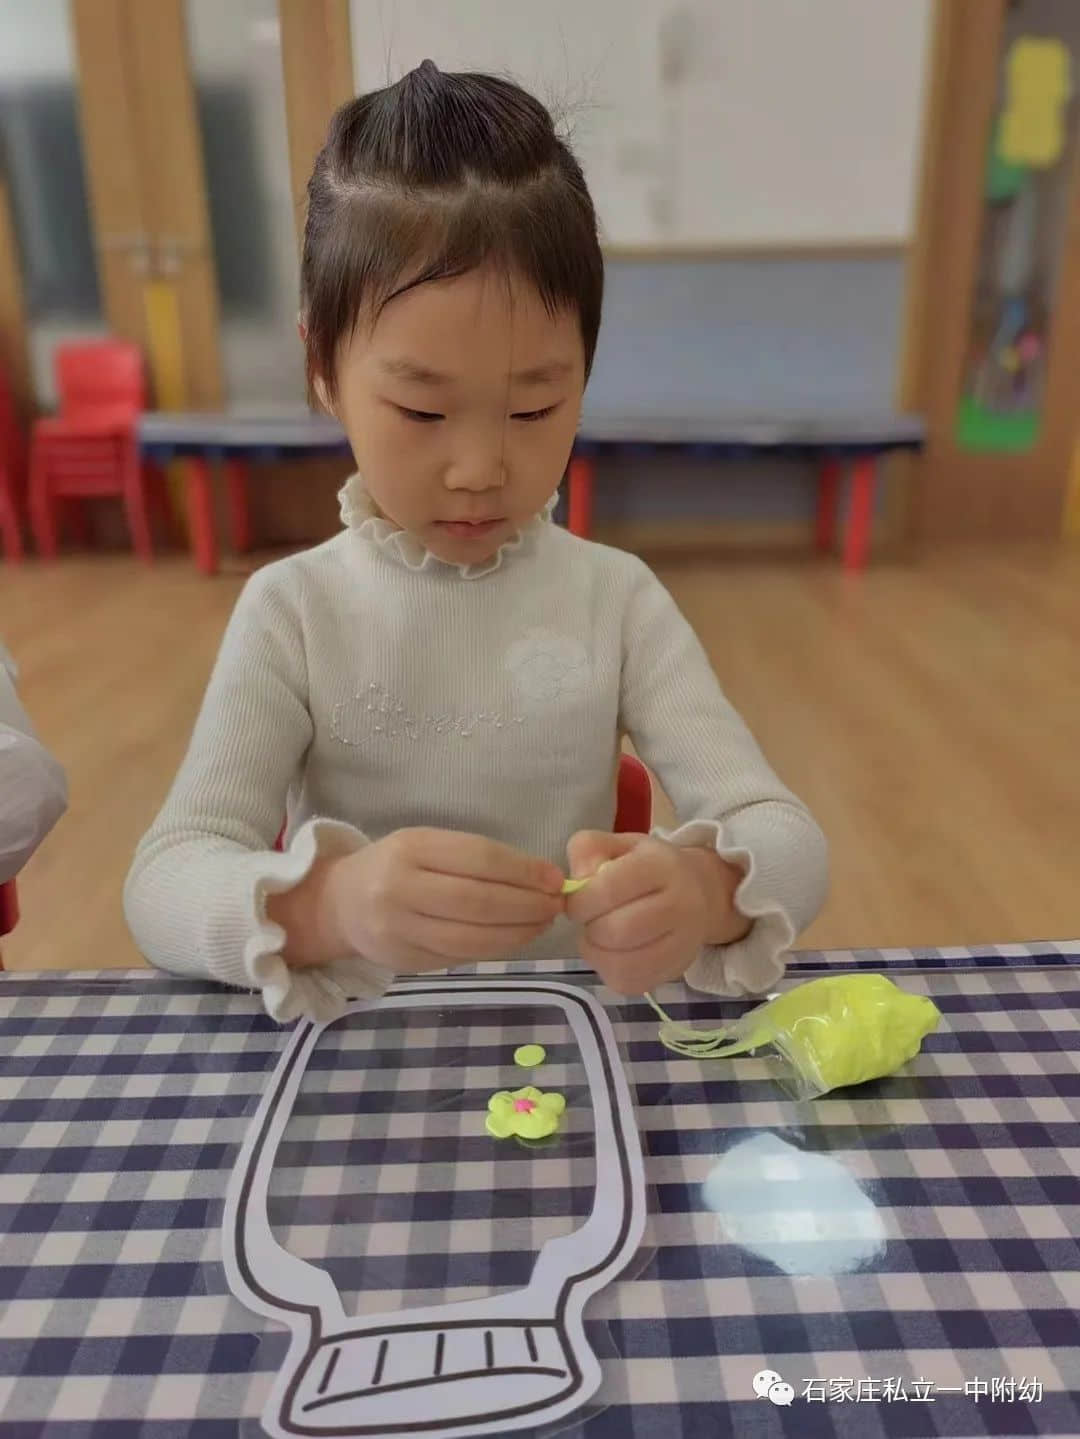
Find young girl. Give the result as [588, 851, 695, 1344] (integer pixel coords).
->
[124, 62, 827, 1024]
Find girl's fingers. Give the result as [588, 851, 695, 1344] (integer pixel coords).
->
[406, 871, 564, 926]
[568, 857, 665, 924]
[585, 891, 676, 952]
[565, 829, 647, 881]
[582, 933, 686, 996]
[411, 829, 564, 895]
[397, 912, 557, 963]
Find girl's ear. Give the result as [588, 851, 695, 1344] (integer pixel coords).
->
[298, 314, 334, 415]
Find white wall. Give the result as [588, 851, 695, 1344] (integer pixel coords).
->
[0, 0, 73, 79]
[349, 0, 933, 247]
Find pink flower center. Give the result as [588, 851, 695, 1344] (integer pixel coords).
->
[513, 1097, 537, 1113]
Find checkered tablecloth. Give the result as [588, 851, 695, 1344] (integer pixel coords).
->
[2, 944, 1080, 1439]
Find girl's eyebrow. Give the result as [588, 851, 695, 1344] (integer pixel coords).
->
[379, 357, 453, 386]
[514, 360, 575, 383]
[379, 357, 574, 385]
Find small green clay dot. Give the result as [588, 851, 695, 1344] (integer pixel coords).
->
[514, 1043, 546, 1068]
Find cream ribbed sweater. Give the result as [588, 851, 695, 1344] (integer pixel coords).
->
[124, 479, 827, 1023]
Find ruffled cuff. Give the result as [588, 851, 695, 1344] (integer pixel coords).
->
[217, 817, 394, 1025]
[652, 816, 798, 998]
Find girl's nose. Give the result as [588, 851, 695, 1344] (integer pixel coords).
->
[445, 442, 507, 493]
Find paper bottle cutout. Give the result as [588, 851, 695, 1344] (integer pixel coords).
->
[998, 37, 1071, 169]
[223, 977, 647, 1438]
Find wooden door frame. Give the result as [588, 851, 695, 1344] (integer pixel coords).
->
[72, 0, 356, 419]
[72, 0, 224, 411]
[902, 0, 1080, 544]
[280, 0, 354, 251]
[70, 0, 152, 365]
[124, 0, 224, 410]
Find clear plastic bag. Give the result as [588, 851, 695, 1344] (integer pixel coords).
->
[649, 973, 942, 1101]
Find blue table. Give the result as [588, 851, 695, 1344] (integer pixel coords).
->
[2, 942, 1078, 1436]
[137, 411, 350, 576]
[568, 410, 926, 571]
[137, 408, 925, 576]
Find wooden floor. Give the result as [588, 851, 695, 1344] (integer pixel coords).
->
[3, 542, 1079, 972]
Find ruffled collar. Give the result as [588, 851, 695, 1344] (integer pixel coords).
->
[338, 474, 559, 579]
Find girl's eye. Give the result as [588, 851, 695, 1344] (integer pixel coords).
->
[396, 403, 560, 423]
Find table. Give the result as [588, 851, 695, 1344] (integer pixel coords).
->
[137, 411, 351, 577]
[2, 942, 1078, 1437]
[568, 410, 926, 572]
[137, 409, 925, 578]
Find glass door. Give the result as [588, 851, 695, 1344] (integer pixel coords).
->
[2, 0, 353, 547]
[182, 0, 356, 548]
[185, 0, 306, 409]
[2, 0, 320, 419]
[71, 0, 225, 414]
[0, 0, 106, 412]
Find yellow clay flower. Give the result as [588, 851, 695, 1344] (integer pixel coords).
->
[485, 1085, 566, 1140]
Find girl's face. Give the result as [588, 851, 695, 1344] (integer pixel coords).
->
[330, 265, 586, 564]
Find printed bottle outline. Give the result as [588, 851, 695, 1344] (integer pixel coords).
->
[223, 977, 648, 1438]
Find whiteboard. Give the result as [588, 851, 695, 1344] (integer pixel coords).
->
[349, 0, 932, 249]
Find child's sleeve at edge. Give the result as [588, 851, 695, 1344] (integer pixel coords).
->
[617, 558, 829, 997]
[0, 646, 69, 883]
[122, 566, 392, 1025]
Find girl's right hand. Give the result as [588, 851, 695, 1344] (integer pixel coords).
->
[277, 828, 566, 974]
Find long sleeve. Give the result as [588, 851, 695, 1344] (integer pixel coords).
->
[123, 567, 391, 1022]
[0, 644, 68, 884]
[618, 558, 828, 996]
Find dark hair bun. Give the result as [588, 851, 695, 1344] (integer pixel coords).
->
[301, 66, 604, 398]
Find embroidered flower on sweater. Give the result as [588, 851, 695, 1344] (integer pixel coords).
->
[505, 629, 590, 705]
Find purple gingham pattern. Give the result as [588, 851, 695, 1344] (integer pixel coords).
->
[1, 945, 1079, 1438]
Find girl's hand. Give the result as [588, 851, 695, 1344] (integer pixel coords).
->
[563, 831, 748, 995]
[278, 828, 565, 973]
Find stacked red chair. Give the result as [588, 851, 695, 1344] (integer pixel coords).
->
[28, 340, 166, 562]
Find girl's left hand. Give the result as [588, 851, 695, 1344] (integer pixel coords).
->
[563, 831, 712, 995]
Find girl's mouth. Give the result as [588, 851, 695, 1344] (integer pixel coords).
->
[435, 519, 504, 539]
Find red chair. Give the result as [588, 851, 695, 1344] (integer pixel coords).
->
[613, 752, 652, 833]
[0, 878, 17, 970]
[0, 878, 17, 934]
[0, 364, 27, 563]
[273, 752, 653, 851]
[28, 340, 168, 562]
